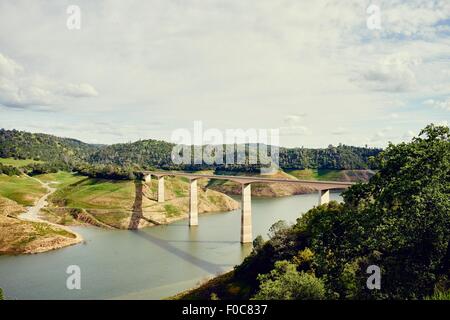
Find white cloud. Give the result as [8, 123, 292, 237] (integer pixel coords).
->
[0, 52, 98, 109]
[389, 113, 399, 119]
[357, 52, 421, 92]
[402, 130, 416, 140]
[280, 113, 310, 136]
[424, 98, 450, 111]
[280, 126, 311, 137]
[380, 0, 450, 39]
[59, 83, 99, 98]
[283, 114, 306, 127]
[0, 53, 23, 77]
[332, 127, 349, 135]
[370, 127, 393, 142]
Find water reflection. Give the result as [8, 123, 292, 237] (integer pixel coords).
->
[131, 230, 226, 274]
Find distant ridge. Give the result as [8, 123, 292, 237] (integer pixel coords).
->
[0, 128, 381, 171]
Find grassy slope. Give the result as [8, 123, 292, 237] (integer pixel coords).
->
[0, 173, 78, 255]
[207, 169, 374, 198]
[52, 178, 134, 210]
[207, 170, 316, 197]
[37, 171, 134, 211]
[37, 172, 238, 229]
[141, 175, 239, 224]
[36, 171, 85, 187]
[286, 169, 374, 182]
[36, 172, 133, 228]
[0, 175, 47, 206]
[0, 157, 43, 167]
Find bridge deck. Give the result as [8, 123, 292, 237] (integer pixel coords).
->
[143, 171, 355, 190]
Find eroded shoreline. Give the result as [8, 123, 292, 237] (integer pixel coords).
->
[13, 178, 83, 254]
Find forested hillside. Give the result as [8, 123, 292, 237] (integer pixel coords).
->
[0, 129, 381, 175]
[0, 129, 99, 164]
[87, 139, 175, 169]
[279, 144, 378, 169]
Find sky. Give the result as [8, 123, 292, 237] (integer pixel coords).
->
[0, 0, 449, 148]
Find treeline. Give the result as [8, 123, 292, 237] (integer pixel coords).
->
[0, 161, 59, 177]
[0, 163, 21, 176]
[0, 129, 98, 164]
[0, 129, 382, 178]
[88, 139, 174, 169]
[88, 141, 381, 171]
[182, 124, 450, 300]
[23, 162, 138, 181]
[74, 163, 139, 180]
[279, 144, 378, 170]
[0, 160, 138, 181]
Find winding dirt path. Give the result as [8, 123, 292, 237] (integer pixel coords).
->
[18, 177, 83, 243]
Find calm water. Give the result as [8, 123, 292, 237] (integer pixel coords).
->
[0, 193, 341, 300]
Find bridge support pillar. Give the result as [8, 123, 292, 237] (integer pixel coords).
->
[318, 189, 330, 205]
[241, 183, 252, 244]
[189, 179, 198, 226]
[157, 176, 165, 203]
[144, 174, 152, 184]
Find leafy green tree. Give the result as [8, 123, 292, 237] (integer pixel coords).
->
[252, 235, 265, 253]
[302, 124, 450, 299]
[0, 163, 21, 176]
[252, 261, 325, 300]
[349, 124, 449, 298]
[235, 124, 449, 300]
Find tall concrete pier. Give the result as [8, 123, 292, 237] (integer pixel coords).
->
[240, 183, 252, 244]
[189, 179, 198, 226]
[157, 176, 165, 203]
[318, 189, 330, 205]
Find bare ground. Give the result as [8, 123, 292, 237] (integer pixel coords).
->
[0, 178, 82, 255]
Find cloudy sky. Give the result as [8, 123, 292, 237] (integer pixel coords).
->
[0, 0, 449, 147]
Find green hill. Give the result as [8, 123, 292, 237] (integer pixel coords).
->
[0, 129, 99, 164]
[87, 139, 175, 169]
[0, 128, 381, 173]
[286, 169, 375, 182]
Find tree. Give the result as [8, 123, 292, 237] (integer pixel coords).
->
[252, 235, 265, 253]
[304, 124, 450, 299]
[348, 124, 449, 298]
[252, 261, 325, 300]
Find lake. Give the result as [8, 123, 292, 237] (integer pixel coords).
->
[0, 192, 341, 300]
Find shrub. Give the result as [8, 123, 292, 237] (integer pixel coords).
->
[252, 261, 325, 300]
[0, 163, 21, 176]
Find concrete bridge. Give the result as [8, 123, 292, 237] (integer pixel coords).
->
[142, 171, 354, 244]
